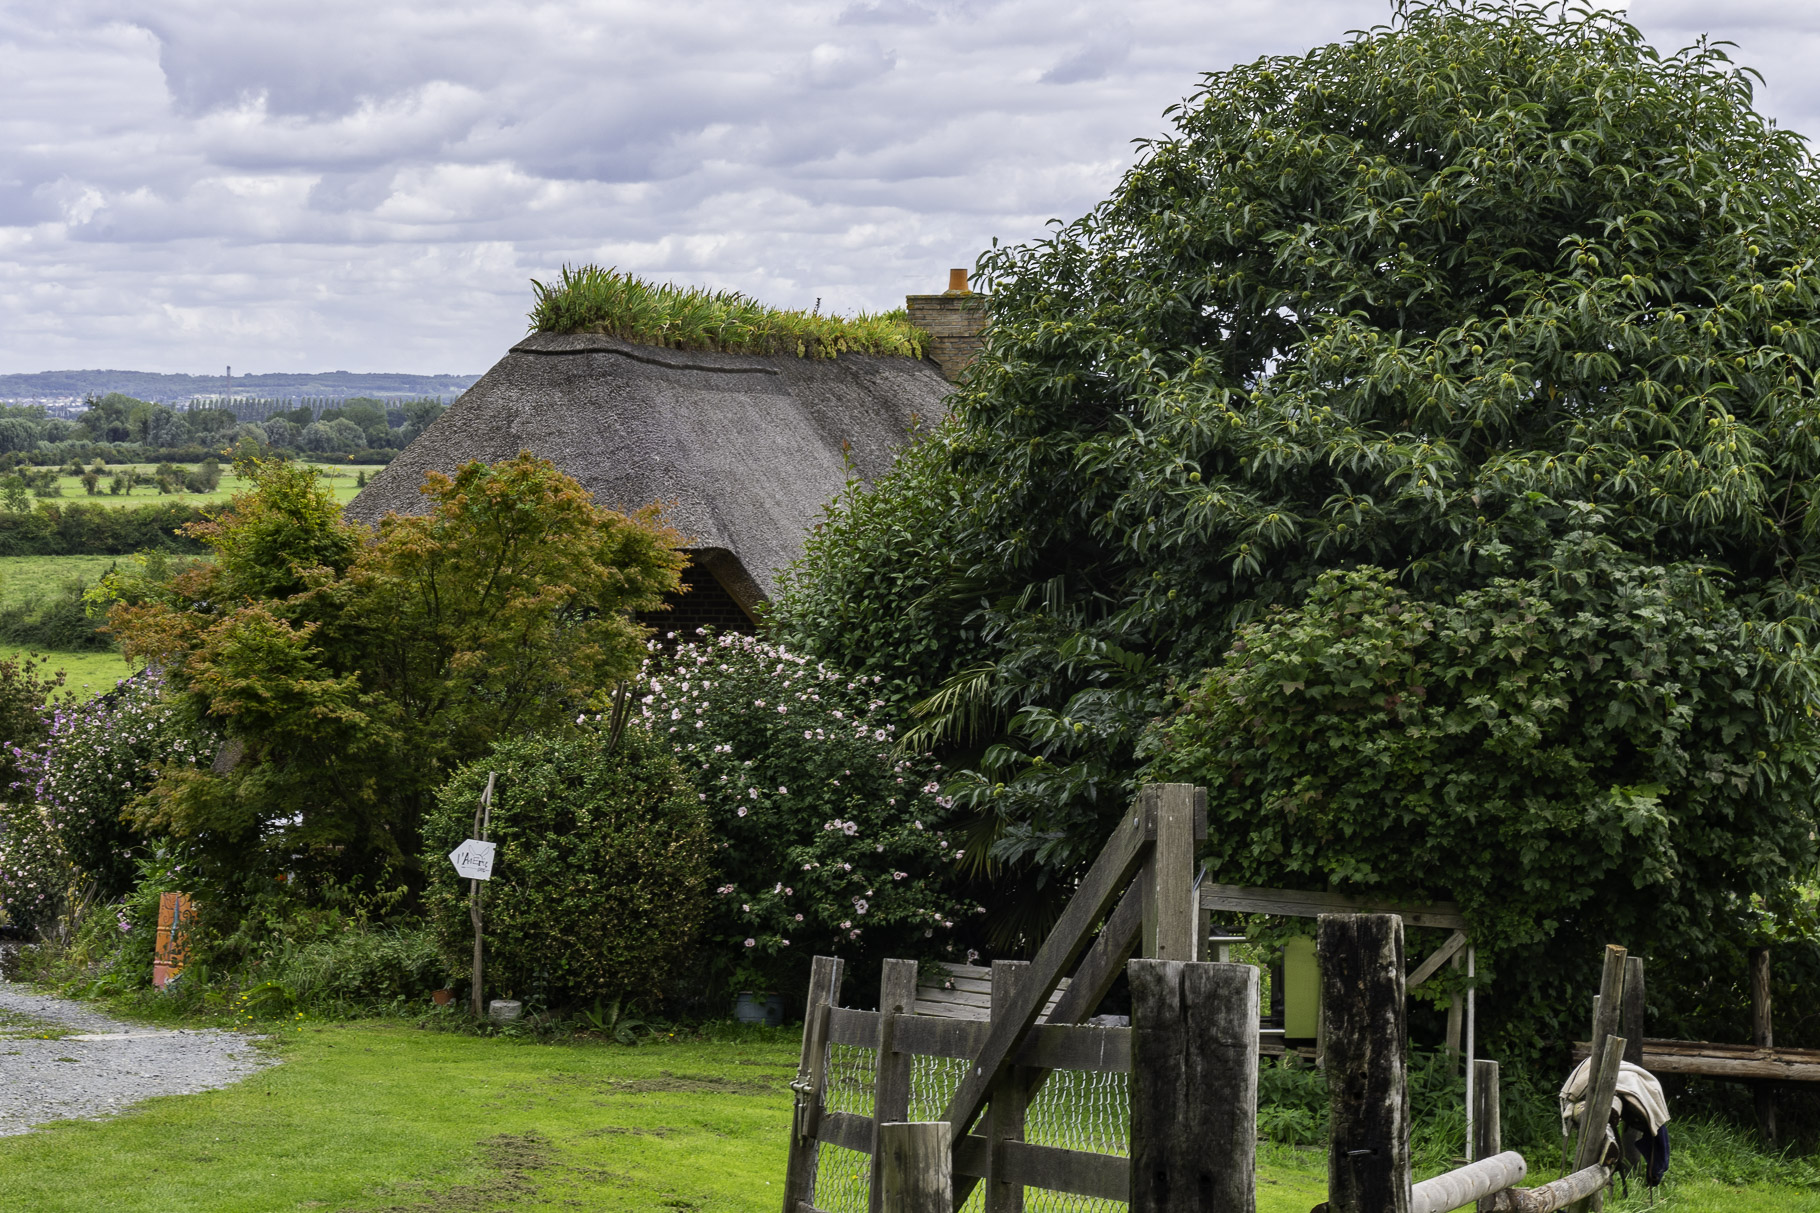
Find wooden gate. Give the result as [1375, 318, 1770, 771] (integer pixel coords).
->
[782, 784, 1263, 1213]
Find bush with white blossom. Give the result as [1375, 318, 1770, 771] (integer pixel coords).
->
[637, 630, 976, 992]
[19, 672, 219, 900]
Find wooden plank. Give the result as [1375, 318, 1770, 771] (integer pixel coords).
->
[1319, 914, 1410, 1213]
[1046, 880, 1144, 1026]
[1570, 1040, 1820, 1082]
[878, 1122, 952, 1213]
[821, 1110, 875, 1153]
[870, 960, 920, 1213]
[1202, 884, 1466, 931]
[885, 1014, 1131, 1072]
[1407, 931, 1468, 990]
[1567, 1035, 1624, 1213]
[830, 1006, 882, 1047]
[940, 790, 1156, 1141]
[951, 1135, 1130, 1201]
[1130, 959, 1258, 1213]
[1141, 783, 1197, 961]
[985, 962, 1029, 1213]
[784, 955, 844, 1213]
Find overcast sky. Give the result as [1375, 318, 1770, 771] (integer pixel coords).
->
[3, 1, 1818, 376]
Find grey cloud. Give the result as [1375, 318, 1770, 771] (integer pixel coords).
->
[5, 1, 1819, 375]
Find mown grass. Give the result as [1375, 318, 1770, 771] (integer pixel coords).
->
[529, 264, 931, 360]
[0, 646, 138, 699]
[0, 1015, 1806, 1212]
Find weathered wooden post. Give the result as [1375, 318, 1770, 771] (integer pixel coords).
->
[1751, 946, 1776, 1145]
[877, 1122, 952, 1213]
[782, 955, 844, 1213]
[869, 959, 919, 1213]
[1130, 957, 1259, 1213]
[985, 961, 1030, 1213]
[1473, 1060, 1501, 1213]
[1318, 913, 1409, 1213]
[1619, 957, 1645, 1068]
[1141, 784, 1198, 960]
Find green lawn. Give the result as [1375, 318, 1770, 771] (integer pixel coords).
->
[0, 646, 139, 697]
[19, 462, 369, 511]
[0, 1020, 1803, 1212]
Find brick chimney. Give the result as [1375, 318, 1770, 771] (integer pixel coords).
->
[906, 268, 988, 382]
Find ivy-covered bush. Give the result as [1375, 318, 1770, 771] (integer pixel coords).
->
[422, 729, 711, 1009]
[0, 654, 74, 933]
[641, 631, 978, 997]
[1143, 542, 1820, 1055]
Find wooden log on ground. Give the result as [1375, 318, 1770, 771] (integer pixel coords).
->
[782, 954, 843, 1213]
[1473, 1060, 1501, 1211]
[1483, 1164, 1613, 1213]
[1129, 959, 1258, 1213]
[1409, 1151, 1525, 1213]
[878, 1122, 952, 1213]
[1318, 914, 1409, 1213]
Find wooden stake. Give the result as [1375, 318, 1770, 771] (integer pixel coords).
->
[985, 961, 1030, 1213]
[1473, 1061, 1501, 1213]
[781, 955, 844, 1213]
[1567, 1035, 1625, 1213]
[1620, 957, 1645, 1069]
[468, 771, 496, 1019]
[869, 959, 918, 1213]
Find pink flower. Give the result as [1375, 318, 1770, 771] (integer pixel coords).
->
[744, 938, 756, 947]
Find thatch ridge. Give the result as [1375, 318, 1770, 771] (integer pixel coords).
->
[346, 332, 949, 605]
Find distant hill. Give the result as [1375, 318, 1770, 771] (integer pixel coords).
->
[0, 369, 483, 406]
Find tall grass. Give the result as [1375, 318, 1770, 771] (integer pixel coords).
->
[527, 264, 930, 360]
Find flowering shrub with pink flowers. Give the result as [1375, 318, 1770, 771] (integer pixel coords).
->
[641, 630, 977, 995]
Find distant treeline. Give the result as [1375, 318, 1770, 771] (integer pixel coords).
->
[0, 368, 479, 402]
[0, 394, 444, 463]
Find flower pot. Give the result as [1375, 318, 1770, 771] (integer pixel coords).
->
[733, 991, 785, 1027]
[431, 989, 454, 1007]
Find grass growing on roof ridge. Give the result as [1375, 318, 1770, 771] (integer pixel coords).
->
[528, 264, 931, 360]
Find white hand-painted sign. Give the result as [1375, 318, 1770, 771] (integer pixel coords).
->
[449, 839, 497, 881]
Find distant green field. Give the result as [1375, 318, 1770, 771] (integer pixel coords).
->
[0, 646, 138, 698]
[0, 554, 128, 606]
[16, 461, 368, 510]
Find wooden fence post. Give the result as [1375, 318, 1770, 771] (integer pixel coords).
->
[1129, 958, 1259, 1213]
[870, 959, 920, 1213]
[1473, 1060, 1500, 1213]
[877, 1122, 952, 1213]
[1750, 946, 1776, 1146]
[1141, 784, 1197, 961]
[1620, 957, 1645, 1069]
[985, 961, 1030, 1213]
[1318, 914, 1410, 1213]
[783, 955, 845, 1213]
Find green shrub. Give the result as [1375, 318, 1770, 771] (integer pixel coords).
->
[0, 501, 208, 557]
[1143, 551, 1820, 1058]
[529, 264, 929, 360]
[266, 923, 450, 1011]
[422, 729, 712, 1009]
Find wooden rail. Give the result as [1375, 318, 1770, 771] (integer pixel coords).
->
[1570, 1037, 1820, 1082]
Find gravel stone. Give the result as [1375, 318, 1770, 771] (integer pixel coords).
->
[0, 976, 275, 1136]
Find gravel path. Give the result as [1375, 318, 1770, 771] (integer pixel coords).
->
[0, 976, 275, 1136]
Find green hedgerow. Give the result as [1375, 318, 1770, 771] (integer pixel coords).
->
[422, 728, 712, 1009]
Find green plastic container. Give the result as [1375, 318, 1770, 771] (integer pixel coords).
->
[1283, 935, 1320, 1040]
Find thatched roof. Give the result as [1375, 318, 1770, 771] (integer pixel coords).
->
[345, 332, 950, 607]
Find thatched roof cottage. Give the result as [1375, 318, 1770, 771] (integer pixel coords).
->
[344, 276, 985, 631]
